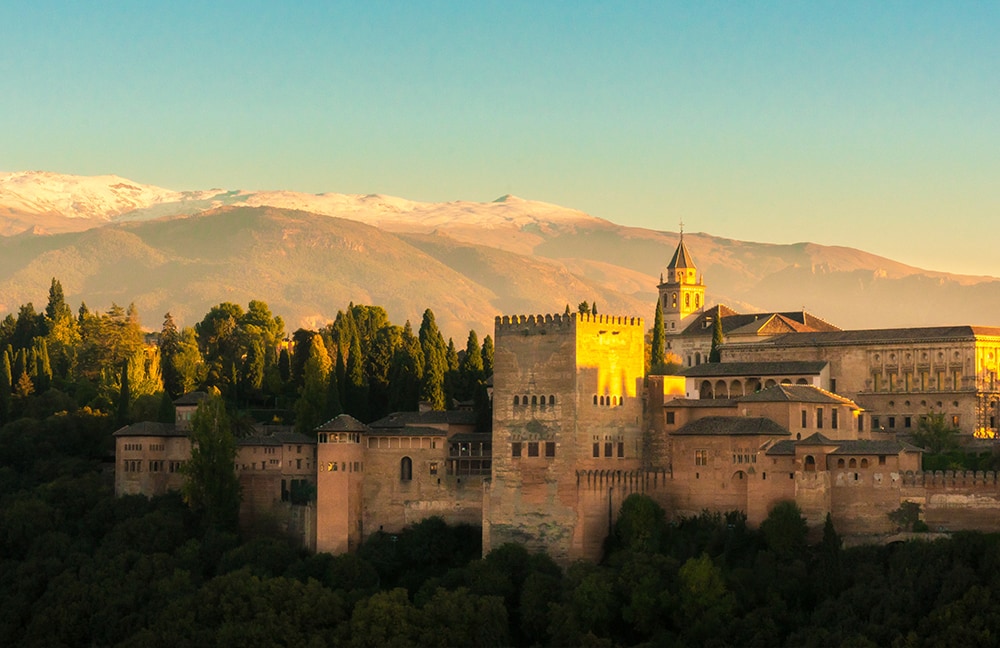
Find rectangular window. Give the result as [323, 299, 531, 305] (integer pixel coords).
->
[831, 408, 838, 429]
[617, 442, 624, 458]
[905, 373, 912, 392]
[593, 443, 600, 458]
[528, 442, 539, 457]
[857, 414, 864, 433]
[511, 442, 522, 458]
[545, 442, 556, 458]
[954, 371, 961, 389]
[429, 462, 438, 475]
[666, 411, 675, 425]
[937, 372, 945, 390]
[888, 416, 896, 429]
[695, 449, 708, 466]
[921, 372, 928, 391]
[830, 378, 837, 393]
[872, 416, 880, 430]
[879, 455, 886, 465]
[801, 409, 807, 428]
[904, 416, 912, 429]
[604, 442, 613, 458]
[873, 374, 881, 391]
[952, 415, 961, 428]
[816, 408, 823, 429]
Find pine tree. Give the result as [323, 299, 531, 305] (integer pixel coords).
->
[44, 277, 73, 327]
[651, 301, 666, 373]
[709, 313, 724, 363]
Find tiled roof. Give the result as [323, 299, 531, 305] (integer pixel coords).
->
[831, 440, 923, 455]
[448, 432, 493, 443]
[315, 414, 370, 433]
[672, 416, 790, 437]
[680, 361, 828, 378]
[739, 385, 857, 406]
[797, 432, 837, 445]
[367, 425, 448, 437]
[113, 421, 184, 437]
[173, 391, 209, 406]
[680, 306, 840, 337]
[239, 429, 315, 446]
[369, 410, 477, 428]
[766, 440, 797, 455]
[742, 326, 1000, 348]
[665, 398, 737, 408]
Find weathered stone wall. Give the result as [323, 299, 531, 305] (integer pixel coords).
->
[315, 439, 364, 554]
[114, 435, 190, 497]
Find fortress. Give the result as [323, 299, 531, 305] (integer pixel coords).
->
[115, 235, 1000, 562]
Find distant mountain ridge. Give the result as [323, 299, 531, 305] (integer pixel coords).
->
[1, 171, 998, 339]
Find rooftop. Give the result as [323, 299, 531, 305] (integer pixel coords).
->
[680, 361, 828, 378]
[739, 384, 857, 406]
[113, 421, 184, 438]
[672, 416, 790, 437]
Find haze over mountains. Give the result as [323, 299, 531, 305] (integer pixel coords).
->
[1, 170, 998, 340]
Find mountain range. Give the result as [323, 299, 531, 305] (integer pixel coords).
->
[1, 170, 998, 341]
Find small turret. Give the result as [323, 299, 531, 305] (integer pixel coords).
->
[658, 225, 705, 334]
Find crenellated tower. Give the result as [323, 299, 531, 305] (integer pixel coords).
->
[657, 228, 705, 334]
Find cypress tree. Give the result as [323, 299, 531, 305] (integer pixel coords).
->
[325, 363, 343, 420]
[389, 321, 423, 413]
[459, 330, 484, 401]
[118, 358, 131, 425]
[0, 350, 11, 423]
[481, 335, 494, 378]
[34, 338, 52, 392]
[335, 344, 347, 407]
[418, 309, 447, 410]
[160, 313, 182, 398]
[294, 334, 331, 435]
[709, 312, 724, 363]
[651, 301, 665, 373]
[44, 277, 72, 326]
[345, 335, 369, 421]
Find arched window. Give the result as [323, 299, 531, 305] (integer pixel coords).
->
[695, 294, 700, 308]
[523, 394, 528, 405]
[849, 458, 857, 469]
[549, 395, 555, 405]
[860, 458, 869, 469]
[531, 395, 537, 406]
[400, 457, 413, 481]
[685, 294, 690, 308]
[593, 395, 598, 405]
[672, 292, 677, 308]
[837, 458, 845, 468]
[695, 352, 701, 365]
[513, 395, 520, 406]
[804, 455, 816, 472]
[600, 396, 605, 406]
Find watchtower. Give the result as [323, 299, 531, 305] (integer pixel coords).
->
[658, 231, 705, 334]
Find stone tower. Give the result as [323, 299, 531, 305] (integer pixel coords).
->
[657, 231, 705, 334]
[315, 415, 367, 554]
[484, 312, 645, 563]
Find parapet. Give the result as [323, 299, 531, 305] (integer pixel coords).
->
[495, 312, 644, 336]
[901, 470, 1000, 488]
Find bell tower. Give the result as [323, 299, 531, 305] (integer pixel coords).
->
[657, 225, 705, 334]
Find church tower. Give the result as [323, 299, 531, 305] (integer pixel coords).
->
[657, 229, 705, 334]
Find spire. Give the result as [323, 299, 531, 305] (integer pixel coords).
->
[667, 222, 696, 271]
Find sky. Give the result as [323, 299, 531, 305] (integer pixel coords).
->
[1, 1, 998, 275]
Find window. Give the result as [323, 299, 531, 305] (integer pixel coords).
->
[837, 458, 845, 468]
[512, 442, 522, 458]
[549, 395, 555, 405]
[695, 449, 708, 466]
[860, 458, 869, 469]
[695, 294, 700, 308]
[545, 442, 556, 457]
[879, 455, 886, 465]
[831, 408, 838, 429]
[816, 408, 823, 429]
[904, 416, 912, 429]
[952, 415, 961, 428]
[888, 416, 896, 429]
[528, 442, 539, 457]
[617, 442, 624, 458]
[685, 294, 690, 307]
[830, 378, 837, 393]
[513, 395, 519, 405]
[872, 416, 880, 430]
[857, 413, 864, 432]
[429, 462, 438, 476]
[804, 455, 816, 472]
[604, 442, 613, 457]
[849, 458, 857, 468]
[400, 457, 412, 481]
[666, 411, 676, 425]
[671, 292, 677, 308]
[801, 409, 807, 428]
[592, 443, 600, 458]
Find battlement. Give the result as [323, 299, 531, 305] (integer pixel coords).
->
[901, 470, 1000, 488]
[495, 312, 644, 335]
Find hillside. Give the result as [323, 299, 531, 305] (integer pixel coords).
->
[2, 172, 999, 338]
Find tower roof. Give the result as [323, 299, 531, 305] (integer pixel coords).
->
[667, 235, 696, 271]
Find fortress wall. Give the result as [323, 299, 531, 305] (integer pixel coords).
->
[316, 441, 365, 554]
[828, 469, 904, 534]
[575, 469, 675, 561]
[901, 471, 1000, 532]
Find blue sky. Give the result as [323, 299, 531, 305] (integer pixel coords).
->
[2, 1, 998, 275]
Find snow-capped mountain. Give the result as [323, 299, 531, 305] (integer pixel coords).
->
[0, 171, 602, 239]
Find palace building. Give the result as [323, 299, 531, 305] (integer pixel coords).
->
[114, 235, 1000, 563]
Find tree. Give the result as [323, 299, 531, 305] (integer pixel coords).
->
[481, 334, 494, 378]
[650, 301, 665, 373]
[389, 322, 423, 413]
[0, 350, 10, 423]
[117, 358, 131, 425]
[181, 394, 241, 530]
[160, 313, 182, 398]
[295, 334, 332, 434]
[760, 500, 808, 558]
[709, 312, 724, 363]
[577, 301, 591, 315]
[345, 335, 369, 421]
[912, 411, 961, 454]
[418, 310, 446, 410]
[44, 277, 73, 325]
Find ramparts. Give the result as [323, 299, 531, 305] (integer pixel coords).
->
[495, 313, 644, 335]
[901, 470, 1000, 488]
